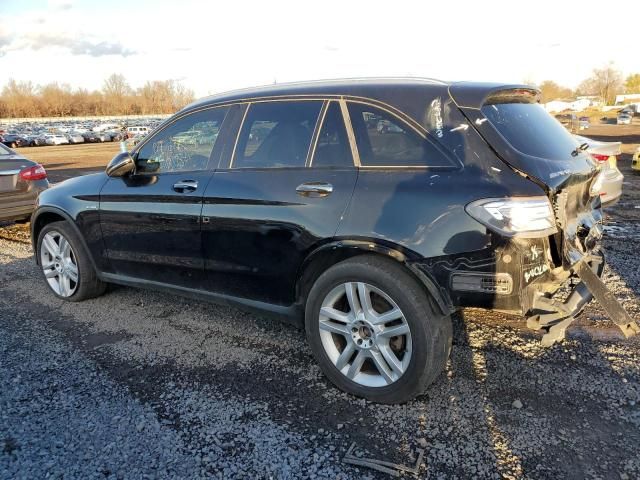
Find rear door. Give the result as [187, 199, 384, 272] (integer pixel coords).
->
[99, 106, 231, 289]
[201, 99, 358, 305]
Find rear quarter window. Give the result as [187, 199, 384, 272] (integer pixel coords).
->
[482, 103, 578, 160]
[347, 102, 453, 168]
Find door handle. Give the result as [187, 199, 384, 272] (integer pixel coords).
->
[296, 182, 333, 198]
[173, 180, 198, 192]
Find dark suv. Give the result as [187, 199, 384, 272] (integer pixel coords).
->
[31, 79, 636, 403]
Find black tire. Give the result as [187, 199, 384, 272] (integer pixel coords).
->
[37, 221, 106, 302]
[305, 255, 452, 404]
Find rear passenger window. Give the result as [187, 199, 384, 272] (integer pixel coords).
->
[233, 101, 322, 168]
[348, 103, 450, 167]
[311, 102, 353, 167]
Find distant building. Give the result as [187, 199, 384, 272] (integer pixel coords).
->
[544, 98, 592, 113]
[576, 95, 603, 107]
[615, 93, 640, 105]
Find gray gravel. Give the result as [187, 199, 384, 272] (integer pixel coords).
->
[1, 160, 640, 479]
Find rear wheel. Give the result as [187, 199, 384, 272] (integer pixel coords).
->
[305, 255, 452, 404]
[37, 221, 106, 301]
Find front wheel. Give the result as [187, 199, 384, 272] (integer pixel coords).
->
[37, 221, 106, 301]
[305, 255, 452, 404]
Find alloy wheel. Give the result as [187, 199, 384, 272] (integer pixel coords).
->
[40, 231, 79, 297]
[318, 282, 412, 387]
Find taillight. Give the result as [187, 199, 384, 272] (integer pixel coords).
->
[591, 153, 610, 163]
[19, 164, 47, 181]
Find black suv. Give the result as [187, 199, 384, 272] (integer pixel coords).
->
[31, 79, 631, 403]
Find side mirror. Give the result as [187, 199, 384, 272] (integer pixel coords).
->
[106, 151, 135, 177]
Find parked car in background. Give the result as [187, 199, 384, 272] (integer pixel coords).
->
[619, 107, 635, 117]
[104, 131, 123, 142]
[126, 126, 150, 138]
[44, 134, 69, 145]
[0, 134, 30, 148]
[31, 79, 616, 403]
[0, 143, 49, 222]
[574, 134, 623, 206]
[67, 132, 85, 144]
[23, 133, 46, 146]
[82, 132, 102, 143]
[579, 117, 590, 129]
[95, 132, 110, 142]
[617, 113, 632, 125]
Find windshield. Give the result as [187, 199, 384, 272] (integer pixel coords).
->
[0, 143, 12, 155]
[482, 103, 579, 160]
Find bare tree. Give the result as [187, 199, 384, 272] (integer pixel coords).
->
[538, 80, 574, 103]
[577, 63, 624, 105]
[1, 79, 39, 117]
[103, 74, 133, 115]
[0, 74, 195, 118]
[40, 83, 74, 117]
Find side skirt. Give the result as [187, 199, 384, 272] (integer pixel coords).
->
[99, 272, 304, 327]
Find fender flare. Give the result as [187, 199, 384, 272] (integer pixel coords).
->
[298, 238, 455, 316]
[30, 206, 99, 272]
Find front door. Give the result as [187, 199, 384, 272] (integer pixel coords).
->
[99, 106, 230, 289]
[201, 100, 358, 305]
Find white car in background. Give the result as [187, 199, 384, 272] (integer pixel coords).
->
[574, 134, 623, 206]
[617, 114, 632, 125]
[44, 134, 70, 146]
[67, 132, 85, 144]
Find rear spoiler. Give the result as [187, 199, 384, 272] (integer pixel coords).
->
[448, 82, 541, 109]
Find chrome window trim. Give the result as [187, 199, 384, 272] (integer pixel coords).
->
[134, 93, 456, 172]
[306, 101, 329, 167]
[339, 98, 361, 168]
[229, 103, 251, 169]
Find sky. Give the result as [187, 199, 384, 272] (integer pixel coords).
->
[1, 0, 639, 98]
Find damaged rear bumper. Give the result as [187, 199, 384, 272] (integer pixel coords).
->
[412, 205, 639, 344]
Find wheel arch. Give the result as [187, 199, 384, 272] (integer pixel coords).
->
[31, 207, 98, 271]
[295, 239, 454, 316]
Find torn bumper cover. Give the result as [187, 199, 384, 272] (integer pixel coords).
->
[526, 252, 639, 346]
[413, 194, 639, 345]
[525, 189, 639, 345]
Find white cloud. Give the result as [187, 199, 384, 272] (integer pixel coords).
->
[48, 0, 73, 11]
[1, 0, 639, 97]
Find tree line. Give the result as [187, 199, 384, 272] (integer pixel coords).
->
[538, 63, 640, 104]
[0, 74, 195, 118]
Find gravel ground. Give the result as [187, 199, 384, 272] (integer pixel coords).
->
[1, 156, 640, 479]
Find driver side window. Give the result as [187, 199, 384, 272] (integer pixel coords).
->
[136, 107, 229, 174]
